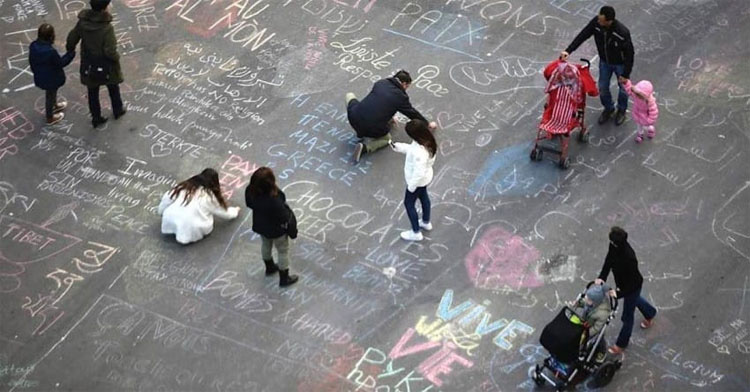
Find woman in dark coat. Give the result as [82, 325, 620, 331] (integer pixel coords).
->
[66, 0, 125, 128]
[29, 23, 75, 124]
[595, 226, 657, 354]
[245, 167, 299, 287]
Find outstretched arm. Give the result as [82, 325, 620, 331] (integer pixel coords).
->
[397, 96, 427, 123]
[565, 17, 596, 54]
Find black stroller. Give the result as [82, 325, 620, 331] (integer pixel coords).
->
[531, 282, 621, 390]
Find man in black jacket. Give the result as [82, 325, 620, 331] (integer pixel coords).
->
[595, 227, 657, 354]
[561, 6, 634, 126]
[346, 70, 435, 163]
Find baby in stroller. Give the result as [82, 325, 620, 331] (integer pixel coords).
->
[532, 283, 621, 390]
[530, 58, 598, 169]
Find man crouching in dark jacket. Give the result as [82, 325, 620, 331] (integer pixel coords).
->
[346, 70, 437, 163]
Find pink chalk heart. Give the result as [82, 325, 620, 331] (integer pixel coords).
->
[465, 226, 542, 290]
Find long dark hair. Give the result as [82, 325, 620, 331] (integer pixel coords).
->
[169, 168, 228, 209]
[37, 23, 55, 43]
[248, 167, 279, 198]
[405, 119, 437, 157]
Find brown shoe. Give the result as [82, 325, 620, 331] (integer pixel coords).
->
[640, 318, 654, 329]
[614, 109, 627, 126]
[47, 112, 64, 125]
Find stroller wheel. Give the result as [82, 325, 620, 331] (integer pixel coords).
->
[559, 157, 570, 169]
[530, 149, 537, 161]
[592, 362, 618, 388]
[536, 149, 543, 161]
[533, 365, 545, 386]
[578, 130, 589, 143]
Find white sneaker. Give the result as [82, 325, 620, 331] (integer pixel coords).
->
[346, 92, 356, 105]
[400, 230, 423, 241]
[53, 101, 67, 113]
[419, 220, 432, 231]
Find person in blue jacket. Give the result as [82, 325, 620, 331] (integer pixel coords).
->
[29, 23, 75, 125]
[346, 70, 437, 163]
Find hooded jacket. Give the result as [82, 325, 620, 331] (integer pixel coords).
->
[623, 79, 658, 126]
[598, 239, 644, 297]
[573, 284, 613, 337]
[29, 41, 75, 90]
[566, 17, 634, 78]
[66, 9, 123, 87]
[347, 77, 427, 138]
[245, 188, 290, 239]
[392, 141, 436, 192]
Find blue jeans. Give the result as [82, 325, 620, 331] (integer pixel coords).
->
[616, 287, 657, 348]
[404, 186, 430, 232]
[598, 62, 628, 112]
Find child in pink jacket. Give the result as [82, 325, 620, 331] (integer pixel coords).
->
[620, 77, 658, 143]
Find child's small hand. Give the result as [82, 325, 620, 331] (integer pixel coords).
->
[618, 76, 628, 84]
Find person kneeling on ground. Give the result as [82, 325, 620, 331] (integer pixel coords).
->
[158, 168, 240, 245]
[346, 70, 437, 163]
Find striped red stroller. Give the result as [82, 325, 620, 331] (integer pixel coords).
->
[530, 58, 598, 169]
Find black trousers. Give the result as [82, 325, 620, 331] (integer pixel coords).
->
[87, 84, 123, 120]
[45, 89, 58, 119]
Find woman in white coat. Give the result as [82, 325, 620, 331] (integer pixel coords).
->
[390, 119, 437, 241]
[158, 168, 240, 244]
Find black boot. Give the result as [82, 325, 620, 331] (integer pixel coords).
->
[263, 259, 278, 275]
[92, 116, 108, 128]
[279, 269, 299, 287]
[598, 109, 614, 124]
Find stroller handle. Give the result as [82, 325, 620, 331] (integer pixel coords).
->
[609, 293, 618, 311]
[580, 58, 591, 67]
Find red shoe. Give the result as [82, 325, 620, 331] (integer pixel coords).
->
[640, 318, 654, 329]
[608, 345, 625, 355]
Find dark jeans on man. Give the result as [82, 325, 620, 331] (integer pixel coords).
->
[404, 186, 431, 232]
[598, 61, 628, 112]
[616, 287, 657, 348]
[45, 89, 58, 119]
[88, 84, 123, 120]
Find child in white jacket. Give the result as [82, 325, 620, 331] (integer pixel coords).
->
[390, 120, 437, 241]
[159, 168, 240, 244]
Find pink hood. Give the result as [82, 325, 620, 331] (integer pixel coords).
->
[624, 79, 658, 126]
[632, 80, 654, 98]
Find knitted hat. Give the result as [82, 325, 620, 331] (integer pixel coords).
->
[585, 285, 605, 306]
[90, 0, 111, 11]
